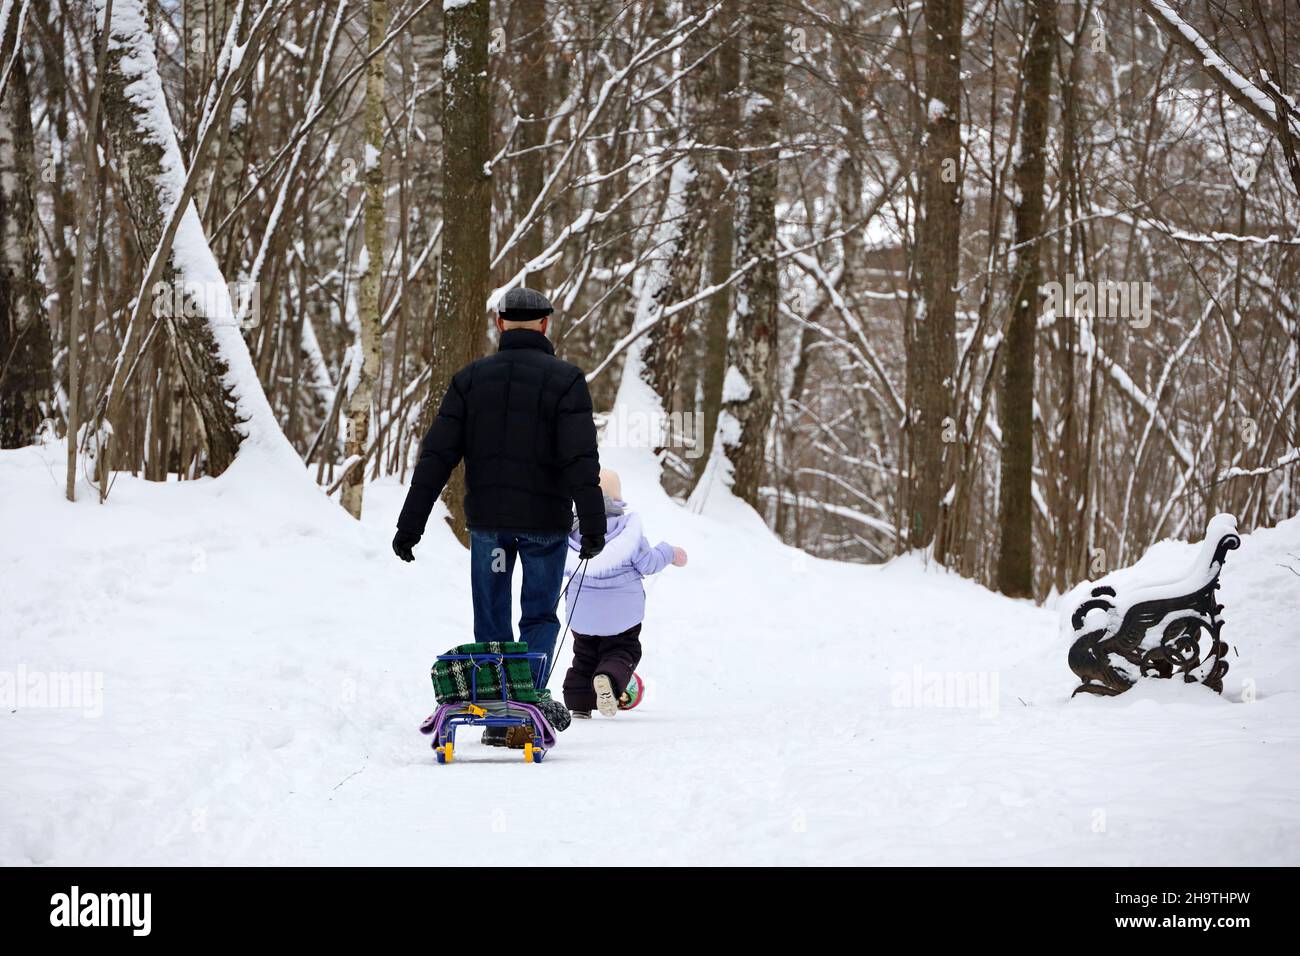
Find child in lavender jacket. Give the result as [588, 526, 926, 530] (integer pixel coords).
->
[561, 469, 686, 717]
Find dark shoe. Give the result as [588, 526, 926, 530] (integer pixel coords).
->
[505, 725, 535, 749]
[571, 710, 592, 719]
[481, 728, 508, 748]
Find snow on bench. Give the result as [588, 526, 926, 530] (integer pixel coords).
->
[1063, 514, 1241, 697]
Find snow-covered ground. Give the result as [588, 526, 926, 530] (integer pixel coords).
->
[2, 435, 1298, 866]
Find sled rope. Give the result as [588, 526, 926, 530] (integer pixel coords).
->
[545, 557, 589, 685]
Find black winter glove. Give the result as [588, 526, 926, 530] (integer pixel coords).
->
[578, 533, 605, 560]
[392, 529, 421, 562]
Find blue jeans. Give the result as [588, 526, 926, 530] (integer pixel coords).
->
[469, 531, 568, 686]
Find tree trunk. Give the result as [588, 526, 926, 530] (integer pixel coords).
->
[640, 0, 713, 418]
[410, 2, 443, 383]
[512, 0, 549, 283]
[721, 0, 783, 509]
[1051, 1, 1085, 592]
[97, 0, 291, 477]
[425, 0, 491, 543]
[692, 0, 740, 484]
[0, 11, 53, 448]
[907, 0, 962, 551]
[995, 0, 1055, 597]
[834, 24, 865, 304]
[341, 0, 388, 518]
[31, 0, 75, 393]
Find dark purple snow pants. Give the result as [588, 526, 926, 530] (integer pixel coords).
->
[562, 624, 642, 711]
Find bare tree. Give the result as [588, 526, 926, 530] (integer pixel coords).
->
[721, 0, 784, 509]
[11, 0, 1292, 601]
[907, 0, 963, 553]
[423, 0, 491, 542]
[995, 0, 1056, 597]
[510, 0, 550, 282]
[341, 0, 389, 518]
[640, 0, 716, 420]
[0, 3, 52, 449]
[693, 0, 741, 482]
[94, 0, 287, 480]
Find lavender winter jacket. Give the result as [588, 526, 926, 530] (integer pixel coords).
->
[564, 506, 674, 636]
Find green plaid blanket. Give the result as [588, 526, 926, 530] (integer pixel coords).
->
[431, 642, 551, 705]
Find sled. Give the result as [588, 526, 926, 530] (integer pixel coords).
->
[618, 672, 645, 711]
[420, 651, 556, 764]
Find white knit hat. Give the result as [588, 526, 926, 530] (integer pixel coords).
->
[599, 468, 622, 500]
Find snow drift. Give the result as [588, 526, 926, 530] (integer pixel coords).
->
[1, 434, 1298, 865]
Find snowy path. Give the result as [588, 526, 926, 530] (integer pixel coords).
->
[2, 443, 1299, 865]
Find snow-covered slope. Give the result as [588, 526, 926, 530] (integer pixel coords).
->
[1, 436, 1297, 865]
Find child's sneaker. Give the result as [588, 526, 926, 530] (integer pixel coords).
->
[618, 672, 644, 710]
[593, 674, 618, 717]
[571, 710, 592, 719]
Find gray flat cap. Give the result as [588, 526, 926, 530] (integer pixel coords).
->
[498, 287, 554, 317]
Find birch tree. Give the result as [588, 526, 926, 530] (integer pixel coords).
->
[341, 0, 388, 518]
[693, 0, 741, 482]
[720, 0, 784, 509]
[640, 0, 714, 419]
[0, 1, 52, 448]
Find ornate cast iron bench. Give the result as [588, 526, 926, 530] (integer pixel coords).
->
[1064, 514, 1241, 697]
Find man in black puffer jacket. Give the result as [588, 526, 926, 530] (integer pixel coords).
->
[393, 288, 606, 704]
